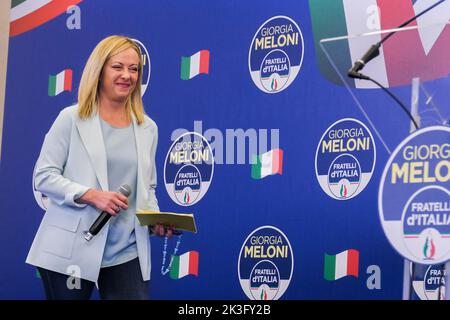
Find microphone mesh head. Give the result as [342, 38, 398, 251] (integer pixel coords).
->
[119, 184, 132, 197]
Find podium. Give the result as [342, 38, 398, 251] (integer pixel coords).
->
[318, 21, 450, 300]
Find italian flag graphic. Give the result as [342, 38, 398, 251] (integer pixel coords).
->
[324, 249, 359, 281]
[170, 251, 199, 279]
[309, 0, 450, 88]
[423, 236, 436, 259]
[251, 148, 283, 180]
[180, 50, 210, 80]
[48, 69, 72, 96]
[183, 191, 190, 204]
[10, 0, 83, 37]
[261, 289, 267, 300]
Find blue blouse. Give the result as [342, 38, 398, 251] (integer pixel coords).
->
[99, 117, 138, 267]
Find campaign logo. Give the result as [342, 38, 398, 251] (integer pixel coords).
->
[315, 118, 376, 200]
[411, 264, 446, 300]
[309, 0, 450, 88]
[132, 39, 151, 96]
[164, 132, 214, 206]
[379, 126, 450, 264]
[238, 226, 293, 300]
[324, 249, 359, 281]
[180, 50, 210, 80]
[248, 16, 304, 93]
[10, 0, 83, 37]
[423, 264, 446, 300]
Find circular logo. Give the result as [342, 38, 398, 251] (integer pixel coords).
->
[238, 226, 293, 300]
[248, 16, 304, 94]
[411, 263, 447, 300]
[32, 162, 48, 210]
[132, 38, 151, 96]
[379, 126, 450, 264]
[315, 118, 376, 200]
[423, 264, 446, 300]
[164, 132, 214, 206]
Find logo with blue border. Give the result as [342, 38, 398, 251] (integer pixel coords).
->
[315, 118, 376, 200]
[248, 16, 304, 93]
[379, 126, 450, 264]
[164, 132, 214, 206]
[411, 263, 446, 300]
[423, 264, 446, 300]
[238, 226, 293, 300]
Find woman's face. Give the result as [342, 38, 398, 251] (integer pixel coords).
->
[99, 47, 140, 103]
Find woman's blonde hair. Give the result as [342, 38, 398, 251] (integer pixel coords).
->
[78, 35, 145, 124]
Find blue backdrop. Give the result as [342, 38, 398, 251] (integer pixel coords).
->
[2, 0, 449, 299]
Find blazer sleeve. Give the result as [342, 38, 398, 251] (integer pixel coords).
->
[147, 122, 160, 212]
[34, 108, 90, 208]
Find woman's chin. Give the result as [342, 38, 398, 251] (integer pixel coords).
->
[111, 93, 130, 102]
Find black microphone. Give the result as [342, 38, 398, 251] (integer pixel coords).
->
[348, 0, 446, 80]
[83, 184, 131, 241]
[347, 43, 380, 79]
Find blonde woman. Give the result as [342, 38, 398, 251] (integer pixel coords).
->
[26, 35, 171, 300]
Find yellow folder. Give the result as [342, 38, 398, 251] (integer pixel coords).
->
[136, 210, 197, 233]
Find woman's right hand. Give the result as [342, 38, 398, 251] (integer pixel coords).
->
[76, 189, 128, 216]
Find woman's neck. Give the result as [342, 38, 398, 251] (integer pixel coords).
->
[98, 95, 131, 127]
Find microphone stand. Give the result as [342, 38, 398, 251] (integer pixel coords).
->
[347, 0, 447, 300]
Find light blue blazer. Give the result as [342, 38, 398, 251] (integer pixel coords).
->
[26, 105, 159, 282]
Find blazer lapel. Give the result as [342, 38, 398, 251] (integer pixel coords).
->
[132, 116, 151, 207]
[75, 112, 109, 191]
